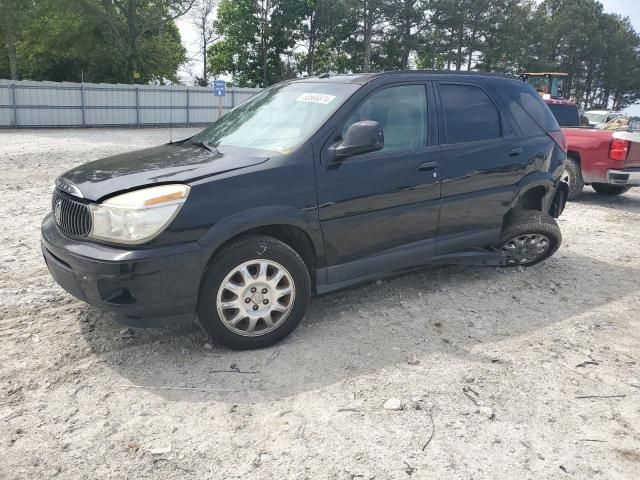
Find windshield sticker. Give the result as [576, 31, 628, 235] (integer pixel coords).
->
[270, 145, 293, 154]
[296, 93, 336, 105]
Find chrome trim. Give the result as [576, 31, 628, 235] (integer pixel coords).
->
[52, 190, 92, 237]
[55, 177, 83, 198]
[607, 169, 640, 185]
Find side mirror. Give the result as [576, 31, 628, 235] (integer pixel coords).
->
[330, 120, 384, 160]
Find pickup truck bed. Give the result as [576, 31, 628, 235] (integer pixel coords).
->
[544, 98, 640, 198]
[564, 128, 640, 184]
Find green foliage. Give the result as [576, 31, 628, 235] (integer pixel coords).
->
[2, 0, 640, 108]
[0, 0, 188, 83]
[208, 0, 300, 87]
[206, 0, 640, 110]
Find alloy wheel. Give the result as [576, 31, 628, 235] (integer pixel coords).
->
[216, 259, 295, 337]
[501, 234, 551, 265]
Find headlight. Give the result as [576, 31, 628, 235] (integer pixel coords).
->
[89, 184, 190, 244]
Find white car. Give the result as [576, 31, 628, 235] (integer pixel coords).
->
[583, 110, 624, 128]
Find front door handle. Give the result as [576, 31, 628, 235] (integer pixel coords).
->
[509, 147, 524, 157]
[418, 161, 439, 171]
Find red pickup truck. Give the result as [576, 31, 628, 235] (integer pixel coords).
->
[545, 99, 640, 199]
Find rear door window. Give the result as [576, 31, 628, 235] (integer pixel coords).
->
[503, 81, 561, 132]
[439, 84, 501, 144]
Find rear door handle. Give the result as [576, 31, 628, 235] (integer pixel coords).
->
[418, 161, 439, 171]
[509, 147, 524, 157]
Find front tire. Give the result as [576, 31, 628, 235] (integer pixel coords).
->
[562, 157, 584, 200]
[591, 183, 631, 196]
[497, 211, 562, 267]
[197, 235, 311, 349]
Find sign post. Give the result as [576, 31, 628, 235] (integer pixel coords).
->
[213, 80, 226, 120]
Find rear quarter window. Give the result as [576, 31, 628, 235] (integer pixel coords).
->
[504, 82, 561, 132]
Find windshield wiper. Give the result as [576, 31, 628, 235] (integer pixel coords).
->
[190, 140, 218, 154]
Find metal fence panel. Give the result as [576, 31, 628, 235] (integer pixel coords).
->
[0, 79, 261, 128]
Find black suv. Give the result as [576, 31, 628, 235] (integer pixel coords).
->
[42, 71, 568, 349]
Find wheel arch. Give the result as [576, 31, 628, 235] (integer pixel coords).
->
[504, 173, 556, 226]
[567, 150, 581, 164]
[197, 206, 324, 277]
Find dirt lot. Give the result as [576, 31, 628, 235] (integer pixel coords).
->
[1, 128, 639, 480]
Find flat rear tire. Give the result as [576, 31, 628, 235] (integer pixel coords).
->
[497, 211, 562, 267]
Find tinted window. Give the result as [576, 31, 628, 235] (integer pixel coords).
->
[439, 84, 501, 143]
[548, 104, 579, 127]
[343, 85, 427, 152]
[504, 81, 560, 132]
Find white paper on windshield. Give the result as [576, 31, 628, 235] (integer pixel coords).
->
[296, 93, 336, 104]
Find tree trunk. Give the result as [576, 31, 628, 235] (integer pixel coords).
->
[126, 0, 139, 83]
[202, 23, 208, 85]
[400, 0, 411, 69]
[601, 88, 610, 109]
[467, 24, 477, 70]
[447, 21, 455, 70]
[308, 11, 316, 76]
[261, 0, 268, 86]
[583, 61, 594, 107]
[363, 1, 372, 73]
[4, 28, 18, 80]
[455, 22, 464, 71]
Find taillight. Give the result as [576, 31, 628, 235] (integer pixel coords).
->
[548, 130, 567, 153]
[610, 138, 630, 161]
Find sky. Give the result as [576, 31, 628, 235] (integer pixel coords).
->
[176, 0, 640, 113]
[600, 0, 640, 31]
[175, 16, 205, 84]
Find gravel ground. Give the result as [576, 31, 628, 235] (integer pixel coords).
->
[1, 128, 639, 480]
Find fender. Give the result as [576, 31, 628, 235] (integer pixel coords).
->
[196, 205, 325, 262]
[510, 171, 558, 213]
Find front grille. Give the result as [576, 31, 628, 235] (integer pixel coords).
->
[52, 190, 92, 237]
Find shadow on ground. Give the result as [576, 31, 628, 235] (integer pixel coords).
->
[572, 188, 640, 213]
[79, 249, 638, 404]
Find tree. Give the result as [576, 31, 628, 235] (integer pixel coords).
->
[74, 0, 193, 83]
[3, 0, 640, 111]
[0, 0, 35, 79]
[190, 0, 218, 86]
[0, 0, 189, 83]
[477, 0, 538, 73]
[597, 15, 640, 110]
[344, 0, 387, 72]
[380, 0, 429, 70]
[208, 0, 298, 86]
[18, 0, 125, 82]
[293, 0, 346, 76]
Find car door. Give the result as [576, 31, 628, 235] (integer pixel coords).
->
[315, 82, 442, 284]
[434, 80, 525, 255]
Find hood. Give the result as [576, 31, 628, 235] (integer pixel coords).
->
[58, 143, 270, 201]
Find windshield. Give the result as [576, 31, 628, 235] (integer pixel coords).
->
[527, 76, 565, 97]
[584, 112, 607, 124]
[190, 82, 359, 154]
[548, 104, 579, 127]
